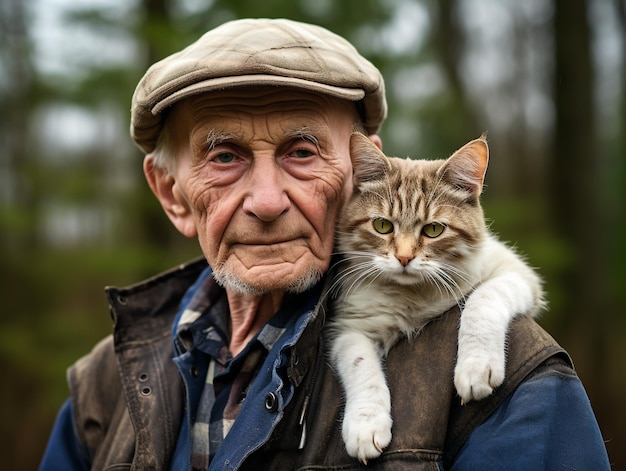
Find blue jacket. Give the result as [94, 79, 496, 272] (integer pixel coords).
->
[40, 259, 610, 470]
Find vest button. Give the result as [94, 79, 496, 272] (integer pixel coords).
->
[264, 392, 278, 412]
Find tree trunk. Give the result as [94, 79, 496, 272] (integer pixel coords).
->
[433, 0, 482, 140]
[551, 0, 617, 464]
[1, 0, 38, 250]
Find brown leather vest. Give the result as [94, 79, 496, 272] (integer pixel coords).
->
[68, 260, 572, 470]
[242, 310, 572, 471]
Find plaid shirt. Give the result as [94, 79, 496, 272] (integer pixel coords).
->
[174, 270, 302, 469]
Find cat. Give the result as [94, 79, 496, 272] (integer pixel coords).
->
[328, 132, 545, 463]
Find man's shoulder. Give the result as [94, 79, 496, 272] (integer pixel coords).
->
[445, 313, 575, 466]
[382, 309, 575, 466]
[67, 258, 210, 426]
[68, 335, 119, 404]
[387, 310, 572, 376]
[105, 257, 210, 340]
[66, 334, 124, 454]
[104, 256, 209, 307]
[505, 314, 574, 380]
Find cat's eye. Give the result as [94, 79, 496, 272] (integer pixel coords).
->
[422, 222, 445, 238]
[373, 218, 394, 234]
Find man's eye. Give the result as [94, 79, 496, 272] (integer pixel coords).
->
[290, 149, 315, 158]
[215, 152, 236, 163]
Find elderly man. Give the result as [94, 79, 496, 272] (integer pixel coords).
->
[40, 18, 609, 470]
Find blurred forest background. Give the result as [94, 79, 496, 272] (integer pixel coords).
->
[1, 0, 625, 468]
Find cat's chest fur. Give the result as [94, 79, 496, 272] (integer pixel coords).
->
[335, 281, 453, 350]
[337, 266, 468, 322]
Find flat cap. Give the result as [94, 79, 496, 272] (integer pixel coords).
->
[131, 18, 387, 153]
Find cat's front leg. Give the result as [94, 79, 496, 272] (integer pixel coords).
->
[454, 271, 536, 403]
[454, 306, 506, 405]
[330, 330, 392, 464]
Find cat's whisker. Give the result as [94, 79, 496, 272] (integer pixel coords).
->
[328, 266, 365, 296]
[427, 272, 458, 299]
[329, 256, 386, 297]
[435, 263, 474, 287]
[341, 272, 381, 298]
[425, 267, 468, 308]
[423, 272, 448, 299]
[348, 263, 388, 291]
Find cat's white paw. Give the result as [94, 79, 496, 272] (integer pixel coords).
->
[454, 351, 505, 404]
[342, 406, 392, 464]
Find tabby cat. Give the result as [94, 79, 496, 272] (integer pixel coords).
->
[328, 132, 545, 463]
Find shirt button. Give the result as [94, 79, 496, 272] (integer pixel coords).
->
[264, 392, 278, 412]
[191, 366, 200, 377]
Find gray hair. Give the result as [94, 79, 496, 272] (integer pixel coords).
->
[150, 113, 178, 173]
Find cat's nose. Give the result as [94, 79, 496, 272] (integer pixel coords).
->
[396, 255, 413, 266]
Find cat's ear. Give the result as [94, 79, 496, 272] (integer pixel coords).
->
[440, 134, 489, 195]
[350, 132, 391, 187]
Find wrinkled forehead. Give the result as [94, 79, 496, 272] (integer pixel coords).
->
[167, 87, 361, 136]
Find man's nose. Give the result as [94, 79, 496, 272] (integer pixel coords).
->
[242, 159, 291, 221]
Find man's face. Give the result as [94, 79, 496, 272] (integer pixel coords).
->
[161, 88, 357, 294]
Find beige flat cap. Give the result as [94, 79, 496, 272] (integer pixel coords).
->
[130, 18, 387, 153]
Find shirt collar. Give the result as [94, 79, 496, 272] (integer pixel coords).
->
[173, 266, 326, 362]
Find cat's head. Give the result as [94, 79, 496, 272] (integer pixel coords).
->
[337, 132, 489, 286]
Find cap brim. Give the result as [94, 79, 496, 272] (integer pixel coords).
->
[151, 74, 366, 115]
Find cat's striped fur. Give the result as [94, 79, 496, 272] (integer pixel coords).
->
[329, 132, 544, 463]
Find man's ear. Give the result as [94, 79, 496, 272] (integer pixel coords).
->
[143, 155, 197, 238]
[368, 134, 383, 151]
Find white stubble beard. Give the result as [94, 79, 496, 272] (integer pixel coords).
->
[211, 264, 324, 295]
